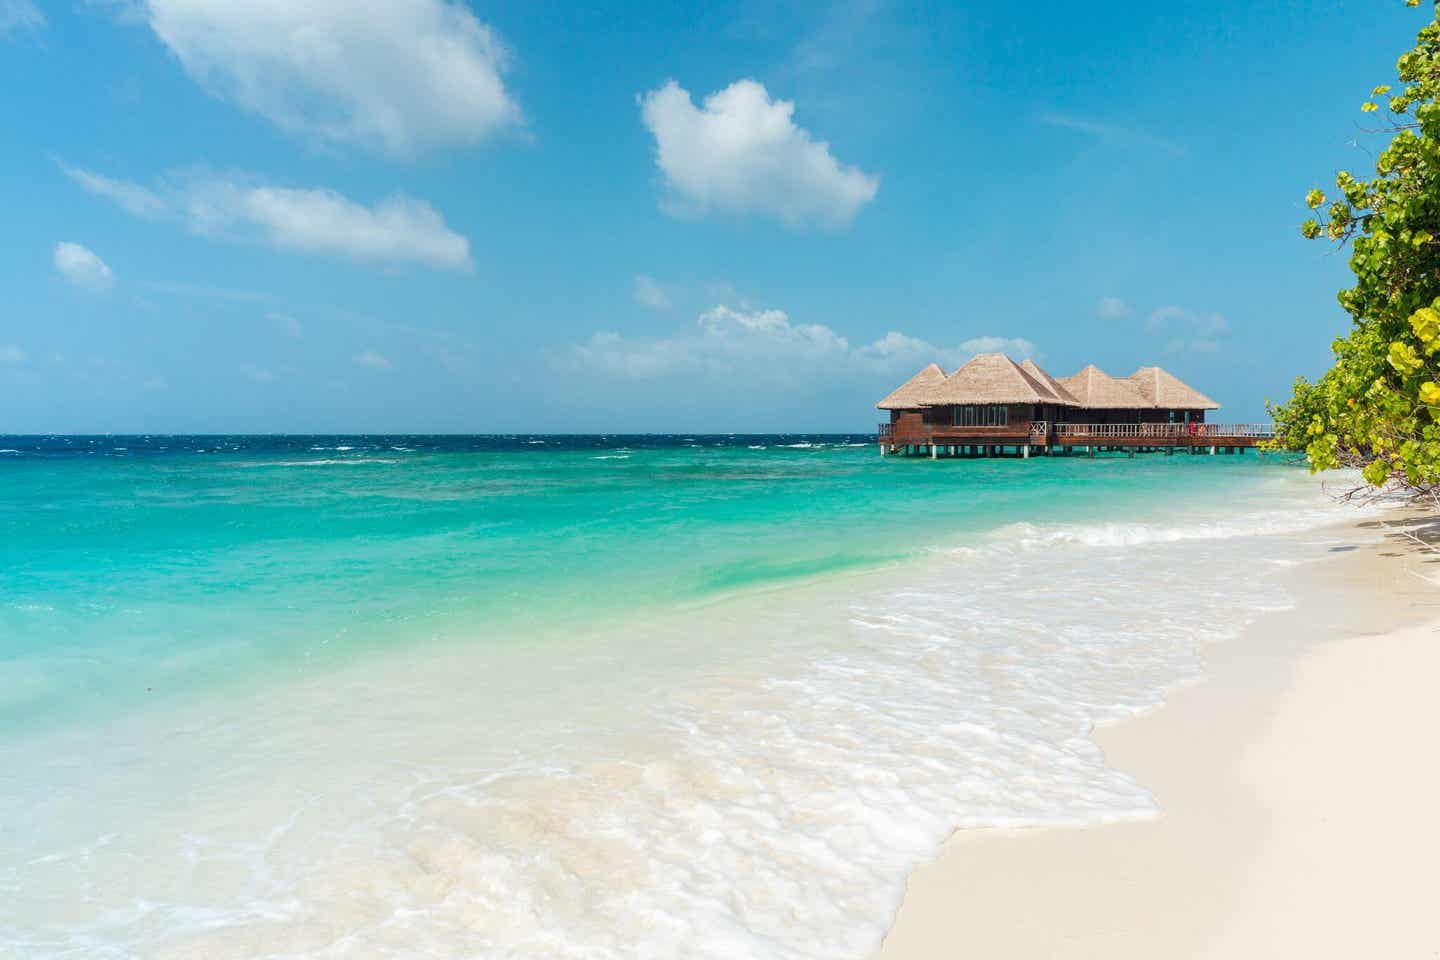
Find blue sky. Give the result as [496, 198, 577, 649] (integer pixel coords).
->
[0, 0, 1426, 432]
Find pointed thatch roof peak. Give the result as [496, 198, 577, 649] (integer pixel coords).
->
[1128, 366, 1220, 410]
[875, 362, 947, 410]
[919, 353, 1061, 406]
[1020, 359, 1079, 405]
[875, 356, 1223, 412]
[1058, 364, 1148, 408]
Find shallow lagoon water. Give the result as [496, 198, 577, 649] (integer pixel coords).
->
[0, 436, 1365, 957]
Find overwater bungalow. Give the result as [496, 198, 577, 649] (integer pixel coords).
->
[876, 353, 1271, 457]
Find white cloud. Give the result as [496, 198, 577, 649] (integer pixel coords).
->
[129, 0, 520, 156]
[569, 304, 1031, 388]
[0, 0, 43, 32]
[60, 164, 167, 217]
[0, 344, 26, 365]
[66, 166, 471, 271]
[699, 304, 850, 350]
[1097, 296, 1130, 320]
[354, 349, 391, 370]
[239, 363, 276, 382]
[633, 274, 671, 310]
[640, 79, 879, 227]
[53, 242, 115, 292]
[850, 330, 934, 366]
[850, 331, 1035, 370]
[957, 335, 1037, 359]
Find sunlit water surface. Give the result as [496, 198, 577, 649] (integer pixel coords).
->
[0, 435, 1368, 958]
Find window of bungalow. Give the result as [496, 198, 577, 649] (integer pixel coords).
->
[953, 405, 1008, 427]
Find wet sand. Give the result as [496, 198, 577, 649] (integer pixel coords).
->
[880, 512, 1440, 959]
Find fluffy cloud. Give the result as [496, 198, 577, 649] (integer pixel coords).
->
[127, 0, 519, 156]
[66, 166, 471, 271]
[640, 79, 879, 227]
[850, 331, 1034, 370]
[0, 0, 44, 32]
[569, 304, 1030, 387]
[53, 242, 115, 292]
[955, 335, 1038, 360]
[633, 274, 671, 310]
[0, 344, 26, 365]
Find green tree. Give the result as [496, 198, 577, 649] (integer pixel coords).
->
[1272, 0, 1440, 492]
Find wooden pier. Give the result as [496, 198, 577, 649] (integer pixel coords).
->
[878, 421, 1273, 458]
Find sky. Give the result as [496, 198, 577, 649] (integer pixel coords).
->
[0, 0, 1428, 433]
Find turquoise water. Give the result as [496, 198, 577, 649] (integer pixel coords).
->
[1, 435, 1355, 959]
[2, 435, 1298, 729]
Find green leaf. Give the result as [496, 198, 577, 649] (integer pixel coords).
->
[1410, 306, 1440, 343]
[1388, 340, 1424, 374]
[1273, 0, 1440, 493]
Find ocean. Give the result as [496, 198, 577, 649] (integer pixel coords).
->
[0, 435, 1365, 958]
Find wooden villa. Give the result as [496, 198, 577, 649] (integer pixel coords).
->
[877, 353, 1272, 458]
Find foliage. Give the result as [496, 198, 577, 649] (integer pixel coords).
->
[1270, 0, 1440, 493]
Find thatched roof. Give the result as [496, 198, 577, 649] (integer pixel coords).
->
[1020, 359, 1080, 405]
[1058, 364, 1148, 409]
[1128, 366, 1220, 410]
[918, 353, 1061, 406]
[875, 355, 1223, 411]
[875, 362, 947, 410]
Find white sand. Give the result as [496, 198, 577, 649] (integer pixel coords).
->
[880, 519, 1440, 959]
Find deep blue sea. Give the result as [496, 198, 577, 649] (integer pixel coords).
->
[0, 435, 1364, 958]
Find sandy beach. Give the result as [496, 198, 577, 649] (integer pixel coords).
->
[880, 512, 1440, 959]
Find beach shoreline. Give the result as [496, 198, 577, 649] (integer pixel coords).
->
[4, 449, 1412, 958]
[878, 509, 1440, 959]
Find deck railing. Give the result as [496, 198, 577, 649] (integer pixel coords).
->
[1052, 422, 1274, 439]
[877, 420, 1275, 444]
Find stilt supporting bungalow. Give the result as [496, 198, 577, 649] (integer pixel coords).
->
[875, 354, 1272, 458]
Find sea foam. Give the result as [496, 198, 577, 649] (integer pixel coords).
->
[0, 460, 1370, 955]
[0, 472, 1373, 960]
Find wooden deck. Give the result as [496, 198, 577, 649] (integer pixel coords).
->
[878, 421, 1273, 456]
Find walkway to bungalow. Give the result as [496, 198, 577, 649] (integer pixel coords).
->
[878, 421, 1275, 457]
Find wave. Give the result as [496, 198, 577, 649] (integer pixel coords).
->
[235, 458, 402, 468]
[1, 470, 1376, 959]
[983, 503, 1369, 553]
